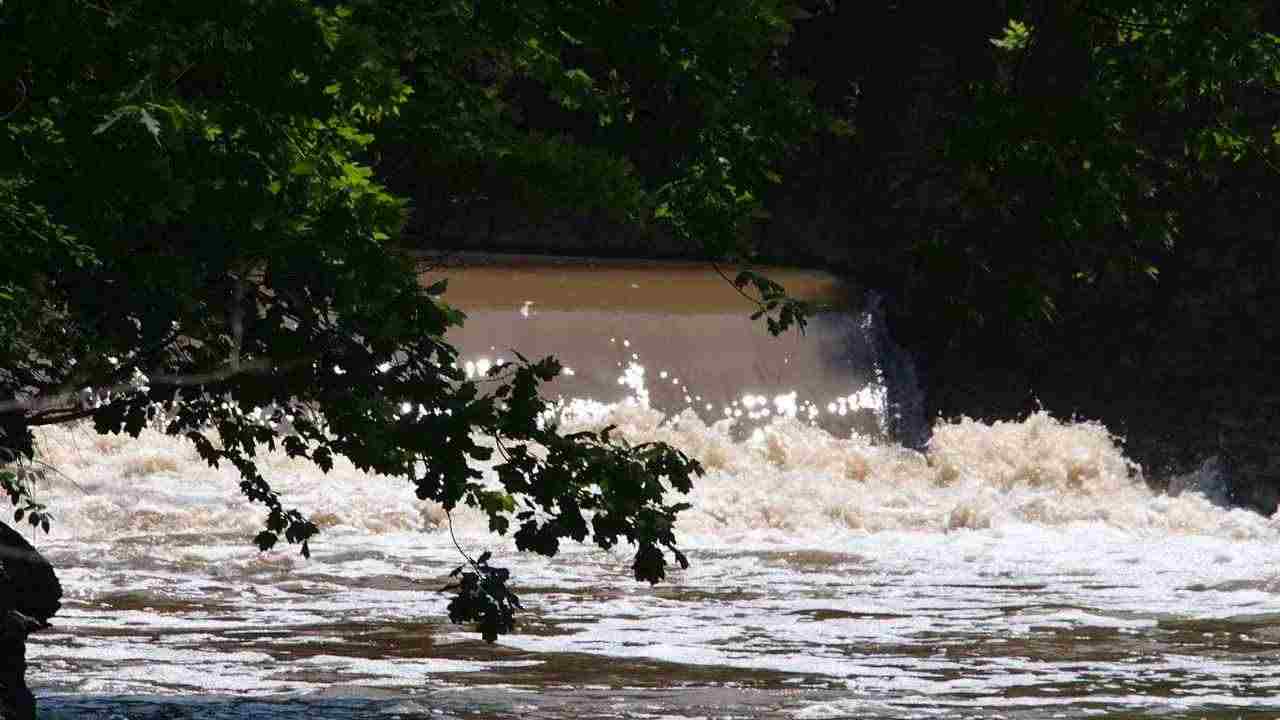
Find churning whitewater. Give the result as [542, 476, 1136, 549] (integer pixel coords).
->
[31, 365, 1277, 546]
[23, 346, 1280, 718]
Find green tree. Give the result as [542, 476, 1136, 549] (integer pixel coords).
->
[777, 0, 1279, 344]
[0, 0, 813, 640]
[951, 0, 1280, 319]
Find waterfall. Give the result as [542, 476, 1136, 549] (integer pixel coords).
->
[827, 289, 927, 446]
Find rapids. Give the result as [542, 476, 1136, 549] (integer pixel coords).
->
[19, 258, 1280, 718]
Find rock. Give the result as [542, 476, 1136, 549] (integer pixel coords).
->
[0, 521, 61, 720]
[0, 522, 61, 625]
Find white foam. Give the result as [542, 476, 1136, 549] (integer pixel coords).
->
[26, 390, 1278, 549]
[21, 381, 1280, 714]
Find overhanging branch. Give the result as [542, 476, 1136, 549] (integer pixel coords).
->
[1, 354, 320, 420]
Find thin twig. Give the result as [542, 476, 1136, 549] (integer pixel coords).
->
[445, 507, 501, 611]
[446, 509, 476, 569]
[27, 459, 89, 495]
[709, 261, 766, 310]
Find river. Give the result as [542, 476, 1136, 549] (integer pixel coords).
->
[23, 257, 1280, 718]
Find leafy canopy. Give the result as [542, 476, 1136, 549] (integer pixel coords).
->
[943, 0, 1280, 326]
[773, 0, 1278, 339]
[0, 0, 812, 640]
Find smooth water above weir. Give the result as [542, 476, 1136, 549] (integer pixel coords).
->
[426, 255, 913, 441]
[22, 257, 1280, 719]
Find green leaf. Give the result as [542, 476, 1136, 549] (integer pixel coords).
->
[138, 108, 162, 144]
[564, 68, 593, 86]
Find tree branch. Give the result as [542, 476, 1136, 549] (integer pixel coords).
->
[1, 354, 319, 419]
[710, 261, 768, 310]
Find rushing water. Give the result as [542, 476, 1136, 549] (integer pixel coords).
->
[22, 258, 1280, 718]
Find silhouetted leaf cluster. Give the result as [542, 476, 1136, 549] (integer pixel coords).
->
[442, 551, 522, 643]
[734, 270, 811, 336]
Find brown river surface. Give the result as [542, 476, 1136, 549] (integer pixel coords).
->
[24, 255, 1280, 718]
